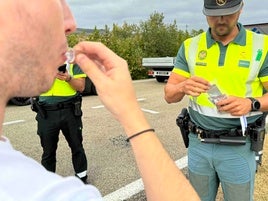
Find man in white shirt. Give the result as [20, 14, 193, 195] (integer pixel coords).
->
[0, 1, 200, 201]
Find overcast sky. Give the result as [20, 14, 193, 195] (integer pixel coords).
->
[66, 0, 268, 31]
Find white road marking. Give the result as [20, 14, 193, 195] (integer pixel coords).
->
[175, 155, 188, 169]
[137, 98, 146, 101]
[3, 120, 25, 126]
[141, 108, 159, 114]
[91, 98, 148, 109]
[91, 105, 105, 109]
[103, 156, 188, 200]
[103, 178, 144, 201]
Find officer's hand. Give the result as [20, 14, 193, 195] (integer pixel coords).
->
[182, 76, 210, 97]
[56, 71, 70, 81]
[216, 96, 251, 116]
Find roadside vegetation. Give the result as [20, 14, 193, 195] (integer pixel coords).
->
[69, 12, 268, 201]
[67, 12, 203, 80]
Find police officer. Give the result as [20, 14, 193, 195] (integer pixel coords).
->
[35, 63, 88, 184]
[165, 0, 268, 200]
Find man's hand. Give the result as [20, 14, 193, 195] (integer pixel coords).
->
[181, 76, 210, 97]
[216, 96, 252, 116]
[73, 42, 138, 125]
[56, 71, 71, 82]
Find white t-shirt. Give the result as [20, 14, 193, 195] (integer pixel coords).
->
[0, 137, 102, 201]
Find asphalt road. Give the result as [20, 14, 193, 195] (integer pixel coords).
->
[3, 79, 189, 200]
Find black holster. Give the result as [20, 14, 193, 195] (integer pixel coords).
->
[249, 113, 267, 153]
[72, 94, 82, 117]
[30, 97, 47, 119]
[176, 108, 190, 148]
[249, 126, 265, 152]
[248, 113, 267, 169]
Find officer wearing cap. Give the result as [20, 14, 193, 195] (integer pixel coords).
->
[165, 0, 268, 200]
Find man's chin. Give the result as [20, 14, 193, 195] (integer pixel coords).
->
[215, 26, 229, 35]
[40, 86, 51, 94]
[216, 29, 229, 37]
[38, 80, 54, 94]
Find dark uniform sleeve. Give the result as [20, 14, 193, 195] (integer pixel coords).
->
[72, 64, 86, 78]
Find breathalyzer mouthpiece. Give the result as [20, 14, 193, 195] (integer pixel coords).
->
[65, 49, 75, 63]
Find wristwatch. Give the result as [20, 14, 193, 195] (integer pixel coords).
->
[248, 97, 261, 111]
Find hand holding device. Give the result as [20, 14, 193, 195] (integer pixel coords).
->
[207, 84, 227, 104]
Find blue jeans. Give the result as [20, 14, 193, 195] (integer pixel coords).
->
[188, 133, 256, 201]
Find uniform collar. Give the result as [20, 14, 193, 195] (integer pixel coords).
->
[206, 23, 246, 48]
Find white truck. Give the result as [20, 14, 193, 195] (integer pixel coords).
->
[142, 57, 175, 83]
[142, 23, 268, 83]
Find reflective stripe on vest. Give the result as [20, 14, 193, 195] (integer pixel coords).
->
[185, 31, 267, 118]
[40, 64, 77, 96]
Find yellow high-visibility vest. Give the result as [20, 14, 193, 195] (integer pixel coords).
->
[173, 30, 268, 118]
[41, 64, 85, 97]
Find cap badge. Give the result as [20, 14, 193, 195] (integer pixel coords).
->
[216, 0, 227, 6]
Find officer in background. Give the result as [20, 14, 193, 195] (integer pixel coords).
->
[33, 63, 88, 184]
[165, 0, 268, 200]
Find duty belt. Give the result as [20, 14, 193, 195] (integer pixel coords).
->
[188, 120, 250, 139]
[176, 107, 266, 147]
[40, 100, 73, 111]
[188, 120, 260, 145]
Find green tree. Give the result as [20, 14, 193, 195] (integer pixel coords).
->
[108, 23, 146, 79]
[140, 12, 179, 57]
[67, 12, 204, 80]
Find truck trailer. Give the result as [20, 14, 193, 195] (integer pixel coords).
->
[142, 57, 175, 83]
